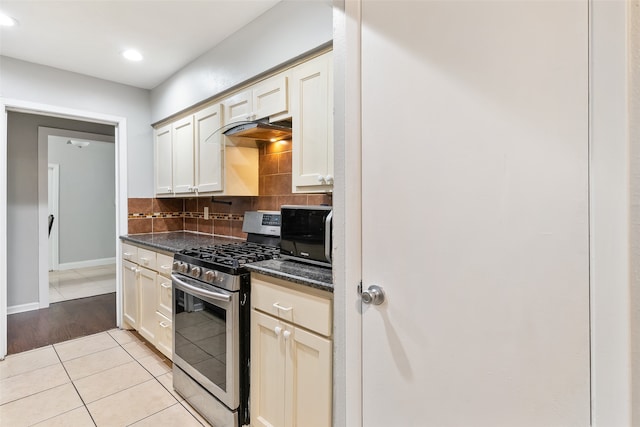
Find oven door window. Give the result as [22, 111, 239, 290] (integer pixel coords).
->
[174, 283, 237, 399]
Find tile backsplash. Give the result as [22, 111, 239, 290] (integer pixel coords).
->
[127, 141, 331, 237]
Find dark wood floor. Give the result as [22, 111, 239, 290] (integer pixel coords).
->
[7, 292, 116, 355]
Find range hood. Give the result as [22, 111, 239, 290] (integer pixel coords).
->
[223, 120, 292, 142]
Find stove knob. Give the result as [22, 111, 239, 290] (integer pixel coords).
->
[179, 263, 189, 274]
[204, 270, 217, 282]
[172, 261, 180, 271]
[191, 266, 201, 278]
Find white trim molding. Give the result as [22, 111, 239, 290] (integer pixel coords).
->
[589, 0, 632, 425]
[57, 257, 116, 271]
[7, 303, 41, 316]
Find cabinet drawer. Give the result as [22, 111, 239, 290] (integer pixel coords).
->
[156, 253, 173, 277]
[155, 312, 172, 360]
[157, 275, 172, 319]
[251, 275, 332, 337]
[122, 243, 139, 263]
[137, 248, 157, 270]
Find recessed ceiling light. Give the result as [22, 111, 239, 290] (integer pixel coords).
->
[122, 49, 143, 62]
[0, 12, 18, 27]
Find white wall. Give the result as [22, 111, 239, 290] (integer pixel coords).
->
[150, 0, 333, 123]
[48, 136, 115, 265]
[0, 56, 152, 197]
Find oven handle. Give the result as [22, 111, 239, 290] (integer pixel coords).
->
[171, 274, 231, 302]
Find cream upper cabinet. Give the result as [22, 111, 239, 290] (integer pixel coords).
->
[154, 124, 173, 195]
[252, 73, 289, 122]
[223, 91, 253, 126]
[223, 73, 289, 126]
[154, 102, 257, 197]
[194, 104, 224, 193]
[291, 51, 334, 193]
[172, 116, 195, 194]
[250, 274, 333, 427]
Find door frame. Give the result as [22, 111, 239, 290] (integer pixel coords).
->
[0, 98, 128, 359]
[48, 162, 60, 272]
[333, 0, 634, 425]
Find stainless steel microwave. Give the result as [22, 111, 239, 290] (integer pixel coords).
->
[279, 205, 332, 267]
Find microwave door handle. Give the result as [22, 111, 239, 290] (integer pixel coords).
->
[171, 274, 231, 302]
[325, 210, 333, 263]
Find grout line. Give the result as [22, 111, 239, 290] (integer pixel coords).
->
[51, 339, 99, 427]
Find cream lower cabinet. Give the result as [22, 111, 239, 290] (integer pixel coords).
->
[138, 266, 157, 344]
[250, 274, 332, 427]
[122, 259, 139, 329]
[155, 264, 173, 359]
[121, 242, 173, 360]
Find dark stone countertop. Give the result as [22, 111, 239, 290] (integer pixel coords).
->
[245, 259, 333, 293]
[120, 231, 241, 253]
[120, 232, 333, 292]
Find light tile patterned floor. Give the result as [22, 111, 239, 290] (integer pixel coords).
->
[0, 329, 213, 427]
[49, 265, 117, 303]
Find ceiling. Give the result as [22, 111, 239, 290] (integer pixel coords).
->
[0, 0, 282, 90]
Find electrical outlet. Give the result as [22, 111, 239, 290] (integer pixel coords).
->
[204, 206, 209, 220]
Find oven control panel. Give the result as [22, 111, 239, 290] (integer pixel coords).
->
[242, 211, 281, 236]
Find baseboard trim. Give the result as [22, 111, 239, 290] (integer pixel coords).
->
[56, 257, 116, 271]
[7, 302, 40, 315]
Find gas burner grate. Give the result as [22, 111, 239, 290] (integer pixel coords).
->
[178, 242, 280, 270]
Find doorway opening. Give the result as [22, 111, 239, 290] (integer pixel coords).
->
[42, 131, 116, 305]
[1, 104, 128, 358]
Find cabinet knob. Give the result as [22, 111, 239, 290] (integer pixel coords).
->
[274, 326, 282, 336]
[317, 175, 325, 183]
[325, 174, 334, 184]
[283, 330, 291, 340]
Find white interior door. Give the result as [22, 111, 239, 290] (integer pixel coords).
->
[48, 163, 59, 271]
[360, 1, 590, 426]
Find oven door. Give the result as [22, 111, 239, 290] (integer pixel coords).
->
[171, 273, 239, 410]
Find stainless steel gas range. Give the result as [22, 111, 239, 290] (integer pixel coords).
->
[171, 211, 281, 427]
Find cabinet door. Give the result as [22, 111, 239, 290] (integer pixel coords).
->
[291, 52, 334, 192]
[122, 260, 139, 329]
[172, 116, 195, 194]
[251, 310, 286, 427]
[195, 104, 224, 193]
[223, 91, 253, 126]
[157, 274, 172, 319]
[286, 326, 332, 427]
[155, 312, 172, 360]
[138, 267, 157, 344]
[155, 124, 173, 195]
[253, 74, 289, 121]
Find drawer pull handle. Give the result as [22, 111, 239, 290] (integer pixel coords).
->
[159, 321, 170, 328]
[123, 252, 133, 257]
[160, 282, 171, 289]
[160, 265, 171, 270]
[273, 302, 292, 312]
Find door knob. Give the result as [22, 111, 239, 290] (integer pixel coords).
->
[362, 285, 385, 305]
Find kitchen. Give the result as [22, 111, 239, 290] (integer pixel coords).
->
[1, 1, 639, 426]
